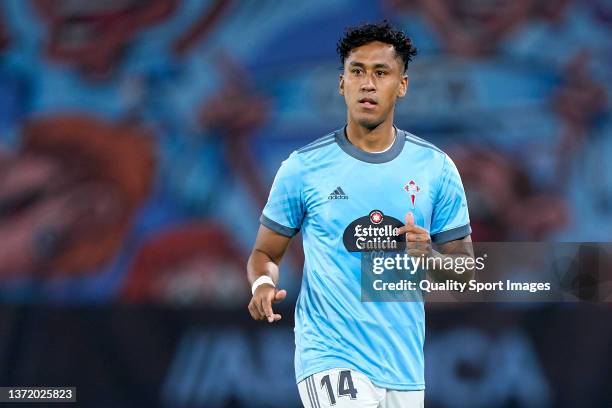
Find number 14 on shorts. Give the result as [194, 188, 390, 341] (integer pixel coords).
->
[321, 370, 358, 404]
[297, 368, 424, 408]
[298, 369, 363, 407]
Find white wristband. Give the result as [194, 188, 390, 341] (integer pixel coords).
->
[251, 275, 275, 295]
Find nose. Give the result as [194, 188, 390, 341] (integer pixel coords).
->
[360, 73, 376, 92]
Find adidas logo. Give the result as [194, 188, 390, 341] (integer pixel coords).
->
[328, 186, 349, 200]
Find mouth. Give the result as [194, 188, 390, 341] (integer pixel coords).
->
[358, 97, 378, 109]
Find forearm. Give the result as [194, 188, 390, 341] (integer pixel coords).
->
[246, 236, 289, 323]
[425, 249, 475, 283]
[247, 248, 280, 285]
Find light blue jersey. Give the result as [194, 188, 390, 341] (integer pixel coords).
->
[260, 126, 471, 390]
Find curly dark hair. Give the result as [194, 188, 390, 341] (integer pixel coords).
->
[337, 21, 417, 73]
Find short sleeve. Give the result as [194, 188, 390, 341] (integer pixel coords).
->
[430, 154, 471, 244]
[260, 152, 304, 237]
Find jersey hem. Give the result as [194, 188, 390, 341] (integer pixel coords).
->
[296, 362, 425, 391]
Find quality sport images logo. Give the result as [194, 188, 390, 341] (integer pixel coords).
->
[343, 210, 405, 251]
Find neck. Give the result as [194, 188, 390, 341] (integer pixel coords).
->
[345, 116, 396, 153]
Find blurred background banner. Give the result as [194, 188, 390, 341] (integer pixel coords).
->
[0, 0, 610, 407]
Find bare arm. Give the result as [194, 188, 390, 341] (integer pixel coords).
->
[429, 235, 475, 283]
[247, 224, 293, 323]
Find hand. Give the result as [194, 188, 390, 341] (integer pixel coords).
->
[248, 285, 287, 323]
[396, 212, 432, 258]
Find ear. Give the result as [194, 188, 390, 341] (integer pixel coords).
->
[398, 74, 408, 98]
[339, 74, 345, 96]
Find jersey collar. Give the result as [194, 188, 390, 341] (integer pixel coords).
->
[335, 125, 405, 164]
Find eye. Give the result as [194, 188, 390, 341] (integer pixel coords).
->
[376, 70, 387, 77]
[351, 68, 362, 75]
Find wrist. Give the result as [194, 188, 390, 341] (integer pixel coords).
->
[251, 275, 275, 295]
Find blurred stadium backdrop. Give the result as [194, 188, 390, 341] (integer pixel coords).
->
[0, 0, 611, 407]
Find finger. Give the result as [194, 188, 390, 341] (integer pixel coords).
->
[405, 233, 431, 243]
[274, 289, 287, 302]
[248, 302, 257, 320]
[405, 232, 421, 242]
[262, 294, 275, 323]
[406, 241, 430, 251]
[398, 225, 428, 237]
[397, 224, 420, 235]
[254, 297, 266, 319]
[249, 300, 263, 320]
[406, 240, 431, 249]
[405, 212, 414, 226]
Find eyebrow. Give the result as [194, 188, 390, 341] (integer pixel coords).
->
[348, 62, 392, 70]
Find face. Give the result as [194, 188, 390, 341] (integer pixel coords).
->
[339, 41, 408, 129]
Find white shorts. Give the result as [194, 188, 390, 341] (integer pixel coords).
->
[297, 368, 424, 408]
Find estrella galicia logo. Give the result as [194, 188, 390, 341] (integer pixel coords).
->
[343, 210, 405, 251]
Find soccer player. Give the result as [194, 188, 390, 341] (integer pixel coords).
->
[247, 21, 473, 408]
